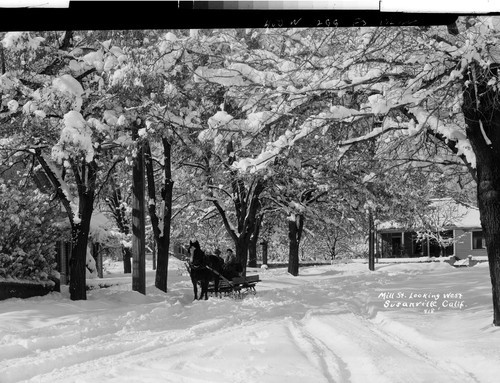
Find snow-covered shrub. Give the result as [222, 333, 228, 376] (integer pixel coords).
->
[86, 246, 97, 279]
[0, 181, 66, 282]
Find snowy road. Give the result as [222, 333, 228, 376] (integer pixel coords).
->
[1, 259, 500, 382]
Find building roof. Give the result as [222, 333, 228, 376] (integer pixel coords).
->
[378, 198, 482, 232]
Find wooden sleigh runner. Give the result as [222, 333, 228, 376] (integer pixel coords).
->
[207, 274, 261, 297]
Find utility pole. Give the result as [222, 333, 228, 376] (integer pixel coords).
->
[132, 119, 146, 294]
[368, 209, 375, 271]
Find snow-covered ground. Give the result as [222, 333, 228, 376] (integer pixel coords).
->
[1, 257, 500, 383]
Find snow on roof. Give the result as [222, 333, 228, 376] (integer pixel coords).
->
[378, 198, 482, 232]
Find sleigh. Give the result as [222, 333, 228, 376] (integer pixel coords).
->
[206, 274, 261, 298]
[185, 260, 261, 298]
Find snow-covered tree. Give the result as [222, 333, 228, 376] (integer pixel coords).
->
[205, 21, 500, 324]
[0, 178, 66, 283]
[414, 199, 468, 257]
[0, 31, 133, 300]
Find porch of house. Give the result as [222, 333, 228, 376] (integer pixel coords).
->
[378, 229, 487, 259]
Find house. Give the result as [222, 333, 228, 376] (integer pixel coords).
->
[377, 198, 487, 259]
[56, 210, 123, 284]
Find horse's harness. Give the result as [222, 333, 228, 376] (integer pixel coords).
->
[187, 261, 204, 271]
[186, 253, 229, 283]
[186, 245, 231, 282]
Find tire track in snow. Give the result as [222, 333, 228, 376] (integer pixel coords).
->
[303, 313, 474, 383]
[1, 318, 229, 383]
[1, 299, 241, 383]
[2, 330, 184, 382]
[369, 315, 483, 383]
[286, 319, 350, 383]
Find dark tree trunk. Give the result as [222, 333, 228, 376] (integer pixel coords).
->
[463, 62, 500, 325]
[1, 45, 6, 74]
[152, 239, 157, 271]
[123, 246, 132, 274]
[212, 177, 265, 277]
[92, 242, 103, 278]
[155, 138, 173, 292]
[286, 189, 326, 276]
[34, 152, 97, 300]
[288, 214, 304, 276]
[69, 223, 90, 300]
[132, 123, 146, 295]
[330, 237, 338, 261]
[261, 240, 268, 265]
[144, 137, 174, 293]
[69, 160, 97, 301]
[155, 235, 169, 289]
[248, 243, 258, 268]
[248, 215, 262, 268]
[234, 236, 251, 276]
[213, 141, 266, 275]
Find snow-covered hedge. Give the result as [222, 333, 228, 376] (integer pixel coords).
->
[0, 181, 65, 282]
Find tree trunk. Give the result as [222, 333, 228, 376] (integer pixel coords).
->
[248, 242, 258, 268]
[235, 236, 251, 276]
[33, 152, 97, 301]
[212, 177, 265, 277]
[132, 124, 146, 295]
[462, 62, 500, 325]
[152, 239, 157, 271]
[155, 138, 173, 293]
[288, 214, 304, 276]
[123, 246, 132, 273]
[69, 223, 90, 300]
[248, 215, 261, 268]
[155, 235, 169, 290]
[144, 137, 174, 293]
[478, 190, 500, 325]
[261, 240, 268, 265]
[465, 136, 500, 324]
[68, 159, 97, 301]
[1, 45, 6, 74]
[92, 242, 103, 278]
[216, 142, 265, 275]
[154, 185, 173, 293]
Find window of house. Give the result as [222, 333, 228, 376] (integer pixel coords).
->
[472, 231, 486, 249]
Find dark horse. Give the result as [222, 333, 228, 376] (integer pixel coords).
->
[187, 240, 224, 300]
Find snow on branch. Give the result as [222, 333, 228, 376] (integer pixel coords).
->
[231, 108, 362, 173]
[51, 111, 95, 164]
[479, 120, 493, 146]
[34, 151, 78, 224]
[339, 125, 403, 147]
[409, 107, 476, 168]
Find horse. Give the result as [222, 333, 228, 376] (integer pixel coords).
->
[187, 240, 224, 300]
